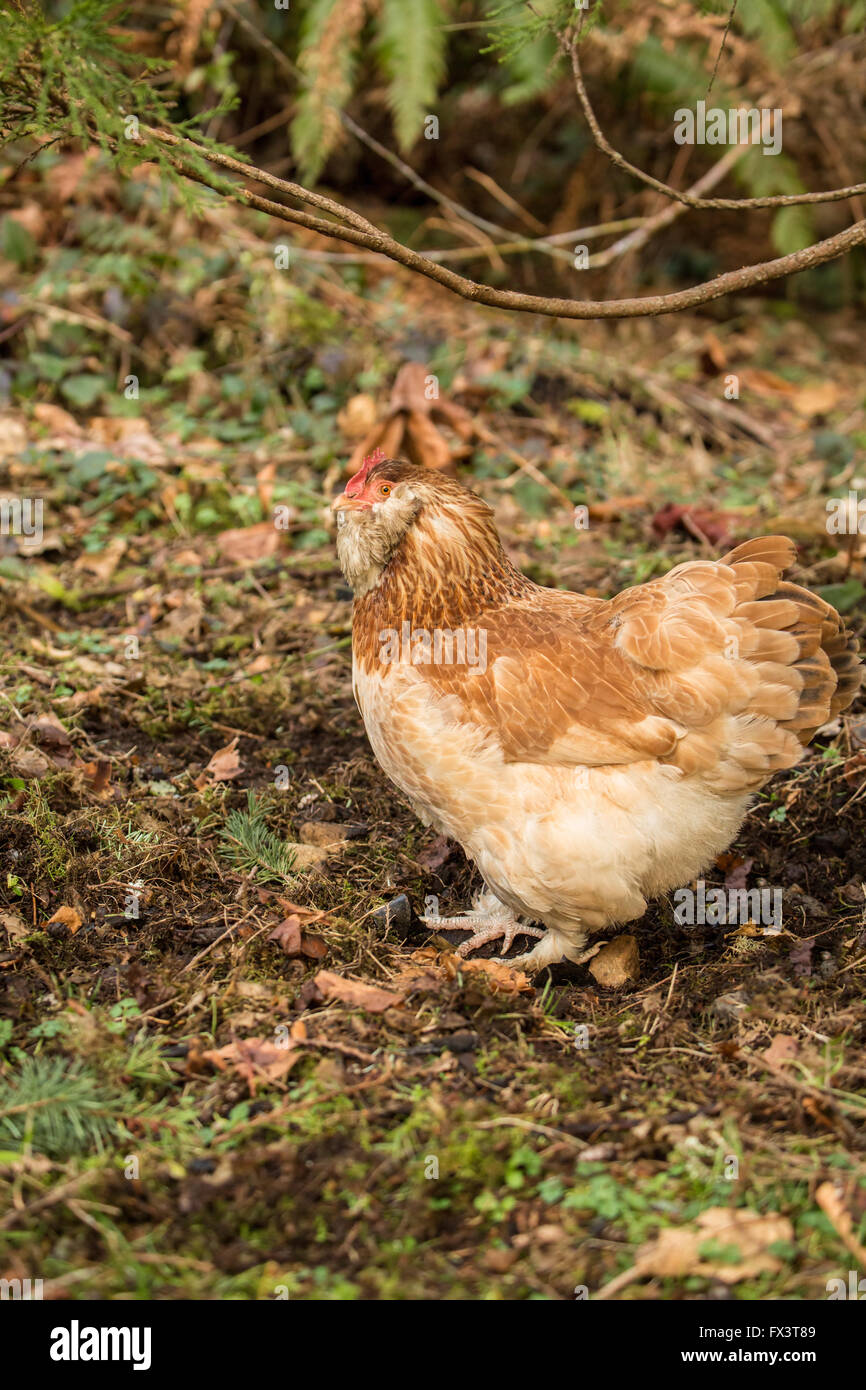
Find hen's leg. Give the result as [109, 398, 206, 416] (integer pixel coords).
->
[421, 889, 544, 958]
[508, 931, 600, 973]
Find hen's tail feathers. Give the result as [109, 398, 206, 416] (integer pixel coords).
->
[722, 535, 863, 743]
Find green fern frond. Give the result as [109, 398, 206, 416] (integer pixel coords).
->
[0, 1056, 121, 1159]
[0, 0, 238, 211]
[291, 0, 368, 183]
[220, 791, 297, 885]
[736, 0, 796, 65]
[377, 0, 448, 152]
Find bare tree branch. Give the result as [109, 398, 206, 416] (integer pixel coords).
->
[589, 142, 748, 270]
[561, 5, 866, 212]
[143, 124, 866, 322]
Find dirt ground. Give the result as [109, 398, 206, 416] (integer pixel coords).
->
[1, 195, 865, 1298]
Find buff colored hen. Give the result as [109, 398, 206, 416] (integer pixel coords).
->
[333, 454, 862, 972]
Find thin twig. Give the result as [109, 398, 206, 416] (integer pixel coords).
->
[560, 3, 866, 211]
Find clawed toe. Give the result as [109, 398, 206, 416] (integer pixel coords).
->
[421, 909, 544, 958]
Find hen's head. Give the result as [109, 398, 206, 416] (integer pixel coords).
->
[333, 453, 497, 596]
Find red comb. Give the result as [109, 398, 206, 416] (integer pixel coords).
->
[346, 447, 386, 496]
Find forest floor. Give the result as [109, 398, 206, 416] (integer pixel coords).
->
[0, 166, 865, 1299]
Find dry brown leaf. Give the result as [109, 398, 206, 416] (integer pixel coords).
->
[344, 362, 474, 476]
[337, 393, 378, 439]
[313, 969, 403, 1012]
[11, 748, 50, 780]
[456, 956, 532, 994]
[742, 368, 798, 398]
[791, 381, 839, 418]
[33, 403, 82, 437]
[202, 1037, 299, 1095]
[269, 898, 327, 926]
[46, 905, 83, 934]
[0, 910, 30, 945]
[202, 737, 242, 783]
[267, 915, 302, 956]
[74, 537, 127, 582]
[815, 1182, 866, 1266]
[0, 415, 28, 460]
[234, 653, 273, 681]
[30, 716, 71, 749]
[762, 1034, 799, 1068]
[158, 596, 204, 642]
[255, 460, 276, 513]
[599, 1208, 794, 1297]
[215, 522, 283, 566]
[404, 409, 453, 471]
[640, 1208, 793, 1281]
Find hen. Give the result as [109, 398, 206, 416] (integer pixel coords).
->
[334, 453, 862, 972]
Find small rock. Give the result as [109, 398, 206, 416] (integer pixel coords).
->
[711, 990, 749, 1019]
[589, 934, 639, 987]
[11, 748, 50, 779]
[372, 894, 412, 937]
[291, 843, 332, 870]
[299, 821, 351, 848]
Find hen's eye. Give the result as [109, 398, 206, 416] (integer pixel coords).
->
[380, 485, 391, 497]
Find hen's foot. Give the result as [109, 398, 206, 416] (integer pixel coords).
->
[507, 934, 600, 973]
[421, 892, 544, 958]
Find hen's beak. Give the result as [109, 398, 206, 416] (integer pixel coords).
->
[332, 493, 371, 514]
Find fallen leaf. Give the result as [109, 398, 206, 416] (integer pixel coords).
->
[651, 502, 735, 548]
[717, 854, 753, 892]
[741, 368, 798, 399]
[337, 393, 378, 439]
[46, 905, 83, 934]
[298, 933, 328, 960]
[202, 737, 242, 783]
[216, 522, 283, 566]
[791, 381, 839, 418]
[201, 1037, 299, 1095]
[344, 362, 474, 477]
[0, 910, 29, 944]
[600, 1208, 794, 1297]
[788, 938, 814, 976]
[313, 969, 403, 1013]
[268, 898, 327, 926]
[0, 415, 28, 460]
[30, 716, 71, 749]
[415, 834, 454, 872]
[640, 1208, 792, 1282]
[290, 843, 332, 870]
[74, 537, 127, 582]
[11, 748, 50, 779]
[232, 653, 273, 682]
[33, 403, 82, 436]
[699, 332, 727, 375]
[457, 956, 532, 994]
[267, 915, 301, 955]
[762, 1034, 799, 1067]
[815, 1182, 866, 1265]
[404, 409, 453, 472]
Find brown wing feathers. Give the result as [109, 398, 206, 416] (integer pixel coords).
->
[721, 535, 862, 744]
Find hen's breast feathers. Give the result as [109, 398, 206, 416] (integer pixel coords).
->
[353, 533, 862, 797]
